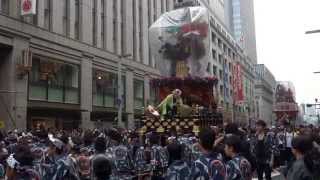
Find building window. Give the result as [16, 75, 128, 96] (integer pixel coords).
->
[29, 57, 80, 104]
[206, 62, 211, 74]
[44, 0, 52, 30]
[219, 70, 223, 79]
[101, 0, 105, 49]
[148, 0, 151, 26]
[62, 0, 69, 36]
[92, 0, 97, 46]
[220, 85, 223, 96]
[132, 0, 137, 60]
[161, 0, 164, 14]
[149, 87, 158, 106]
[0, 0, 9, 15]
[212, 49, 216, 60]
[153, 0, 157, 21]
[211, 32, 216, 44]
[213, 65, 217, 76]
[113, 0, 118, 53]
[223, 44, 227, 53]
[226, 88, 229, 97]
[228, 48, 231, 57]
[218, 39, 222, 49]
[139, 2, 143, 62]
[134, 80, 144, 110]
[218, 54, 222, 64]
[74, 0, 80, 40]
[93, 70, 117, 107]
[32, 0, 38, 25]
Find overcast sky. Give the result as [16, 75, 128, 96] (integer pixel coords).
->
[254, 0, 320, 104]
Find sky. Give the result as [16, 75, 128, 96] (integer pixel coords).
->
[254, 0, 320, 104]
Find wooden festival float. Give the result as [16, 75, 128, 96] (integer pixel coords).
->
[135, 6, 224, 134]
[273, 81, 299, 126]
[137, 77, 223, 134]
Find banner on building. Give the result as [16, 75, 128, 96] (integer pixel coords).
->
[21, 0, 37, 16]
[233, 63, 244, 104]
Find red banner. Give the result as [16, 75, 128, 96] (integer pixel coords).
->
[233, 63, 244, 104]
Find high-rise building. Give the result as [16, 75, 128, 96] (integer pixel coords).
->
[225, 0, 257, 64]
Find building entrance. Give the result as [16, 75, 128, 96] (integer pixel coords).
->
[0, 44, 14, 130]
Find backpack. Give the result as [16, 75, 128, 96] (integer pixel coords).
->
[91, 154, 112, 180]
[193, 156, 211, 180]
[228, 157, 252, 180]
[15, 167, 40, 180]
[54, 157, 80, 180]
[166, 169, 181, 180]
[166, 161, 191, 180]
[178, 138, 193, 165]
[134, 146, 151, 172]
[0, 164, 4, 178]
[151, 146, 169, 170]
[240, 140, 256, 172]
[191, 144, 201, 162]
[239, 158, 252, 180]
[77, 155, 91, 179]
[113, 145, 133, 173]
[208, 155, 226, 180]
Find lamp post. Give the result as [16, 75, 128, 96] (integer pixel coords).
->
[306, 31, 320, 75]
[305, 29, 320, 34]
[117, 54, 131, 128]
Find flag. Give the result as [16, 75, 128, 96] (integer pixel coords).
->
[21, 0, 37, 16]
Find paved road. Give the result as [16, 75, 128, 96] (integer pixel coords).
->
[252, 171, 285, 180]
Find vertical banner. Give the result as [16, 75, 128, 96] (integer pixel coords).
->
[232, 63, 244, 104]
[21, 0, 37, 16]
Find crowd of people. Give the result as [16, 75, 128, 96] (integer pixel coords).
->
[0, 120, 319, 180]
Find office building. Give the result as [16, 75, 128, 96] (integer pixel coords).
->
[255, 64, 276, 125]
[0, 0, 175, 130]
[224, 0, 257, 64]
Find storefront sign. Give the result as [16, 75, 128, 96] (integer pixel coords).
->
[21, 0, 37, 16]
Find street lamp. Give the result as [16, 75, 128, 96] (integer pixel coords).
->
[305, 29, 320, 34]
[306, 31, 320, 75]
[117, 54, 132, 128]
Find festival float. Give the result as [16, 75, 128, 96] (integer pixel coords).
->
[137, 6, 223, 134]
[273, 81, 299, 126]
